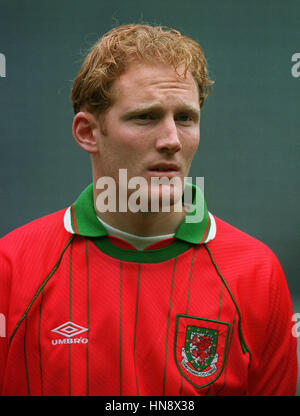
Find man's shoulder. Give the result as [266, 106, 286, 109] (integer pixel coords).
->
[211, 214, 282, 270]
[213, 215, 272, 248]
[0, 208, 70, 256]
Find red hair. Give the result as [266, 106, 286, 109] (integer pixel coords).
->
[71, 24, 214, 115]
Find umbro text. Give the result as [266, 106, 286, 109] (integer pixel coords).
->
[51, 337, 88, 345]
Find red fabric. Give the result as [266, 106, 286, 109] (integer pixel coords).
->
[0, 212, 297, 395]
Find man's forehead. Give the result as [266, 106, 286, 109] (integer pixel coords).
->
[112, 61, 199, 106]
[116, 61, 197, 90]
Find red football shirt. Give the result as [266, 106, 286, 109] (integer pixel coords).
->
[0, 184, 297, 395]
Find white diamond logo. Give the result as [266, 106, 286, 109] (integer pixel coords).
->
[51, 321, 88, 338]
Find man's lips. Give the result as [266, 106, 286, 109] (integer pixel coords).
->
[147, 163, 180, 177]
[148, 162, 179, 171]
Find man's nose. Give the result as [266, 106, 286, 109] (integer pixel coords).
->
[155, 118, 182, 154]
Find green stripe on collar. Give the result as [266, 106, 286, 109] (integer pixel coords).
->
[71, 183, 107, 237]
[92, 237, 191, 263]
[69, 182, 210, 244]
[175, 184, 211, 244]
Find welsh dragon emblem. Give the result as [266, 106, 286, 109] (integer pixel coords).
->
[181, 326, 219, 377]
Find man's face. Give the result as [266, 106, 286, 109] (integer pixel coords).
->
[92, 61, 200, 208]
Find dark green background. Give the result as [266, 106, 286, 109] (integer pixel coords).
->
[0, 0, 299, 390]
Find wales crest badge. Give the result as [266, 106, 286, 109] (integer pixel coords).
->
[174, 315, 230, 388]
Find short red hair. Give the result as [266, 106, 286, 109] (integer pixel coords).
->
[71, 24, 214, 115]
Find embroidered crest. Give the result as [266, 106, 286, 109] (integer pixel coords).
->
[174, 315, 230, 388]
[181, 326, 218, 377]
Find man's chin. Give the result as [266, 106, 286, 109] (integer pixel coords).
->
[145, 183, 184, 213]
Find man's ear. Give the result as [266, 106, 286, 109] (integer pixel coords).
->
[72, 111, 99, 154]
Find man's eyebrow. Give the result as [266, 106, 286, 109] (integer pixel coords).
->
[176, 104, 200, 120]
[121, 103, 200, 119]
[120, 103, 163, 119]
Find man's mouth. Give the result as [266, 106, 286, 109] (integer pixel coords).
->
[148, 163, 180, 177]
[149, 163, 179, 171]
[150, 168, 175, 172]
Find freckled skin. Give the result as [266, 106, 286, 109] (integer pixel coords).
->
[92, 62, 200, 190]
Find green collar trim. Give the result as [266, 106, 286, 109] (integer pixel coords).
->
[67, 182, 211, 245]
[92, 237, 192, 263]
[70, 183, 107, 237]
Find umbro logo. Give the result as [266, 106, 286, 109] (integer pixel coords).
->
[51, 321, 88, 338]
[51, 321, 88, 345]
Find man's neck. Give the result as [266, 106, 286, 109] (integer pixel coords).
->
[93, 180, 186, 236]
[95, 207, 186, 237]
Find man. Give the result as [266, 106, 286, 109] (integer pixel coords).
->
[0, 24, 297, 396]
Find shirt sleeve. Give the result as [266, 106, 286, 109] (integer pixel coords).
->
[0, 250, 11, 394]
[247, 254, 298, 396]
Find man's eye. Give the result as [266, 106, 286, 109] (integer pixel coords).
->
[176, 114, 192, 122]
[137, 114, 151, 119]
[133, 113, 156, 124]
